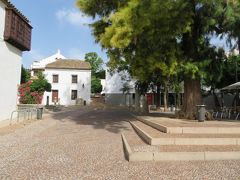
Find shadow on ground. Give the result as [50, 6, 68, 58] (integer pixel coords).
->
[50, 107, 134, 134]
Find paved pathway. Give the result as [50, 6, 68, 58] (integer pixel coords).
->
[0, 107, 240, 179]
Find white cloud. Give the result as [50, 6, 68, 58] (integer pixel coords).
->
[56, 8, 93, 27]
[67, 48, 86, 60]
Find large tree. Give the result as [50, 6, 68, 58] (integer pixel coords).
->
[21, 65, 30, 84]
[84, 52, 104, 93]
[77, 0, 239, 118]
[85, 52, 103, 74]
[222, 0, 240, 53]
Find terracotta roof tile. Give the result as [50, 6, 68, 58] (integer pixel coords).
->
[45, 59, 91, 70]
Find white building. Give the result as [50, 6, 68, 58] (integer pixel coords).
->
[43, 59, 91, 106]
[31, 50, 66, 77]
[100, 79, 106, 94]
[104, 70, 136, 105]
[30, 51, 91, 106]
[0, 0, 32, 121]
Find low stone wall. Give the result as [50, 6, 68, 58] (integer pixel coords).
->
[17, 104, 45, 113]
[17, 104, 44, 109]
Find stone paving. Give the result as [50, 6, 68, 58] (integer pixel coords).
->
[0, 107, 239, 179]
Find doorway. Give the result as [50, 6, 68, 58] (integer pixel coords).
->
[52, 90, 58, 103]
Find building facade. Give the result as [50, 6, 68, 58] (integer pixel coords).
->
[31, 50, 66, 77]
[103, 70, 136, 106]
[43, 60, 91, 106]
[30, 52, 91, 106]
[0, 0, 32, 121]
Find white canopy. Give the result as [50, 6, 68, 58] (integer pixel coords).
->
[221, 82, 240, 90]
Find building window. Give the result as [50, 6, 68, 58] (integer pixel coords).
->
[52, 90, 58, 102]
[71, 90, 77, 100]
[72, 75, 78, 83]
[53, 74, 58, 83]
[33, 70, 38, 76]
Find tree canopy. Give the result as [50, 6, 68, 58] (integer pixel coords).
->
[77, 0, 240, 118]
[84, 52, 104, 93]
[30, 72, 51, 92]
[85, 52, 103, 74]
[21, 66, 30, 84]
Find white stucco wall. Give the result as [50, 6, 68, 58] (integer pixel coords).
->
[43, 69, 91, 106]
[0, 1, 22, 121]
[100, 79, 106, 94]
[105, 70, 136, 94]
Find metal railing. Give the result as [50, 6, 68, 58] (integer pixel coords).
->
[212, 107, 239, 120]
[10, 108, 39, 124]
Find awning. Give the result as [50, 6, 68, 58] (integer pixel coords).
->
[221, 82, 240, 90]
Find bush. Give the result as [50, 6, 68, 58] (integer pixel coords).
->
[18, 81, 43, 104]
[18, 72, 51, 104]
[30, 72, 51, 92]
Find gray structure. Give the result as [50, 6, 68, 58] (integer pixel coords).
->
[103, 70, 136, 106]
[105, 93, 135, 106]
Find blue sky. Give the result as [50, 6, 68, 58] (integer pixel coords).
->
[11, 0, 108, 68]
[11, 0, 232, 68]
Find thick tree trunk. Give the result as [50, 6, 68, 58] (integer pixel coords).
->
[163, 83, 168, 112]
[135, 90, 140, 112]
[177, 93, 181, 110]
[182, 78, 202, 119]
[238, 38, 240, 59]
[156, 84, 161, 107]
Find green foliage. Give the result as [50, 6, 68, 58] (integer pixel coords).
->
[84, 52, 105, 93]
[202, 47, 227, 90]
[85, 52, 103, 75]
[221, 1, 240, 48]
[76, 0, 127, 18]
[21, 66, 30, 83]
[222, 55, 240, 85]
[19, 72, 51, 104]
[91, 76, 102, 93]
[95, 70, 105, 79]
[120, 81, 131, 94]
[77, 0, 240, 113]
[78, 0, 185, 91]
[18, 81, 44, 104]
[30, 72, 51, 92]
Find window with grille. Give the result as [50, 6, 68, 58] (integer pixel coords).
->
[72, 75, 78, 83]
[53, 74, 58, 83]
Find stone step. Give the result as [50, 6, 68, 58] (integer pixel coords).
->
[134, 115, 240, 134]
[122, 130, 240, 161]
[130, 120, 240, 145]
